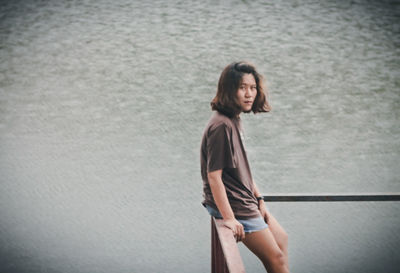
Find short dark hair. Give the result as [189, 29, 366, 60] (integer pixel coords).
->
[211, 61, 271, 117]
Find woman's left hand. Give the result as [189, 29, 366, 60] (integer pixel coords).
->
[258, 200, 270, 225]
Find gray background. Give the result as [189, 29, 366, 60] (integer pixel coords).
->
[1, 0, 399, 272]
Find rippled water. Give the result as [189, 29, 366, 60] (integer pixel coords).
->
[1, 0, 399, 272]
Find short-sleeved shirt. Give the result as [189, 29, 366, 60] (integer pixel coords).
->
[200, 111, 260, 220]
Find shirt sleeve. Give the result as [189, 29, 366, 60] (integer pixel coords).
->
[206, 123, 236, 172]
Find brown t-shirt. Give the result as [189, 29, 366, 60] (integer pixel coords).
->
[201, 111, 260, 220]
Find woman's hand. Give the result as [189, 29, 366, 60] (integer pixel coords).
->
[208, 169, 243, 241]
[258, 200, 270, 225]
[223, 218, 245, 242]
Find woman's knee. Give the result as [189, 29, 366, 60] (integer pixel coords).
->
[262, 250, 285, 268]
[273, 250, 286, 266]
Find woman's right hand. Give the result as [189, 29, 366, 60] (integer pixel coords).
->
[223, 218, 245, 241]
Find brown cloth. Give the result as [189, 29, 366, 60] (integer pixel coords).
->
[201, 111, 260, 220]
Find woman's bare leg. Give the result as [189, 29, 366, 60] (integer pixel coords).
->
[242, 227, 289, 273]
[267, 213, 289, 267]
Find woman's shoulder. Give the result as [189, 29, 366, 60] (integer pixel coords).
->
[207, 111, 234, 131]
[210, 111, 236, 126]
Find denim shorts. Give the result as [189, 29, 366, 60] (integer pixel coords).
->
[205, 205, 268, 233]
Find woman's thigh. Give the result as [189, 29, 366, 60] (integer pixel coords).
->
[267, 213, 288, 250]
[242, 227, 282, 263]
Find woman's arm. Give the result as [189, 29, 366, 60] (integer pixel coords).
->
[208, 169, 245, 241]
[253, 181, 270, 224]
[253, 182, 263, 200]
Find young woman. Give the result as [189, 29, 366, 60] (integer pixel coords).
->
[200, 62, 290, 273]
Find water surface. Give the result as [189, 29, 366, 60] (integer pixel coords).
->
[1, 0, 399, 272]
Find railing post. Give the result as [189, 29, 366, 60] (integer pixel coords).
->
[211, 217, 246, 273]
[211, 217, 229, 273]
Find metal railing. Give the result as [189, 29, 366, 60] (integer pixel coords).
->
[262, 192, 400, 202]
[211, 193, 400, 273]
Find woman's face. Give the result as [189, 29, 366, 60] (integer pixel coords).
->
[236, 73, 257, 113]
